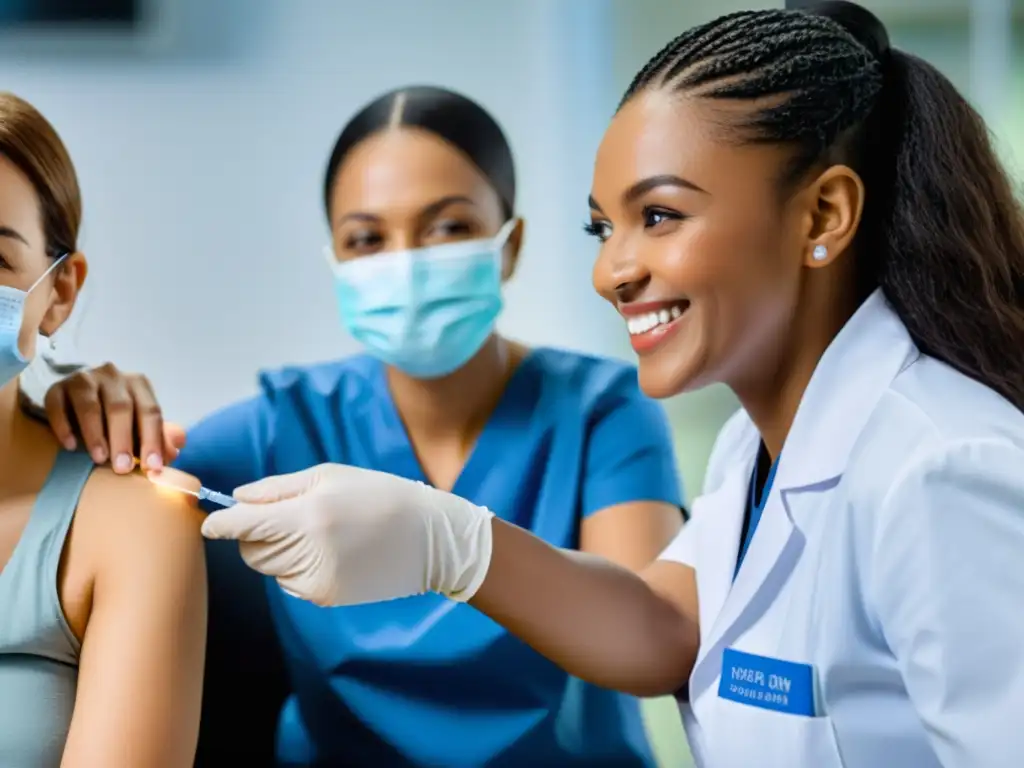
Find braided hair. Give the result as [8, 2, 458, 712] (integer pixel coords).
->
[622, 2, 1024, 410]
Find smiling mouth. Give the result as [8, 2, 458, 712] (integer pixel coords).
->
[625, 300, 690, 336]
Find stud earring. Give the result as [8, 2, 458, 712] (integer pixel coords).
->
[812, 244, 828, 262]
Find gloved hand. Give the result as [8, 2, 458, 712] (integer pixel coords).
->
[200, 463, 495, 607]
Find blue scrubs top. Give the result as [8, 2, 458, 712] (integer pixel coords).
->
[177, 348, 683, 767]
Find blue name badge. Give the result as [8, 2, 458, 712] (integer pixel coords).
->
[718, 648, 817, 716]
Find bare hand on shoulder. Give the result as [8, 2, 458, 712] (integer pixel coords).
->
[41, 363, 186, 473]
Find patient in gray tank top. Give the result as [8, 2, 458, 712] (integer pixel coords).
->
[1, 451, 96, 766]
[0, 91, 207, 767]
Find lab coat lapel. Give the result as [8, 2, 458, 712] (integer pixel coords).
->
[694, 479, 801, 681]
[691, 461, 754, 647]
[692, 291, 916, 690]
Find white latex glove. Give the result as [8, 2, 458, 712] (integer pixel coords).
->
[200, 463, 495, 607]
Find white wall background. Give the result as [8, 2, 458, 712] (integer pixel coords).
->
[5, 0, 621, 426]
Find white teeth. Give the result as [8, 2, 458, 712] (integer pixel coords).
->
[626, 304, 687, 336]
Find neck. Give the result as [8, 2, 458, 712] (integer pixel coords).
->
[0, 379, 53, 488]
[731, 284, 859, 460]
[386, 335, 519, 444]
[0, 380, 24, 455]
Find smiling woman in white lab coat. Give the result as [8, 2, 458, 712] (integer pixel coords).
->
[196, 3, 1024, 767]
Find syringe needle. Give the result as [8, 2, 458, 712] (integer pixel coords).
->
[145, 470, 236, 508]
[197, 487, 237, 508]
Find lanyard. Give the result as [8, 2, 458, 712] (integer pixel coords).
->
[734, 452, 779, 579]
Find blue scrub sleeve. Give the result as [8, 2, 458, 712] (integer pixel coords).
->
[581, 389, 684, 518]
[172, 395, 273, 505]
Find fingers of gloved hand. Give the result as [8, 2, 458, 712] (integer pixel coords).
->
[237, 540, 333, 606]
[201, 501, 288, 542]
[275, 573, 334, 607]
[233, 465, 325, 504]
[236, 538, 298, 578]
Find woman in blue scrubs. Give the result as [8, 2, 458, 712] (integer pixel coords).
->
[30, 85, 685, 766]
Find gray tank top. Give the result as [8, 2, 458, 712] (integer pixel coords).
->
[0, 451, 94, 768]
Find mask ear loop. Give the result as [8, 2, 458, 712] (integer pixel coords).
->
[492, 220, 518, 279]
[26, 252, 69, 293]
[29, 252, 70, 351]
[493, 219, 517, 249]
[322, 244, 339, 271]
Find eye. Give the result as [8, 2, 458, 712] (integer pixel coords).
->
[583, 220, 611, 243]
[425, 219, 474, 241]
[343, 230, 384, 255]
[642, 206, 684, 231]
[0, 253, 11, 271]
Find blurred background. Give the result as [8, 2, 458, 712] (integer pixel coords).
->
[4, 0, 1020, 765]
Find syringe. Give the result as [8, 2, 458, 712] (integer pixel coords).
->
[196, 486, 238, 508]
[146, 469, 237, 508]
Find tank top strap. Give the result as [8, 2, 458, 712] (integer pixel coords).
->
[0, 450, 95, 661]
[28, 450, 96, 585]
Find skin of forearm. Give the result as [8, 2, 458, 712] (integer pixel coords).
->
[470, 519, 698, 697]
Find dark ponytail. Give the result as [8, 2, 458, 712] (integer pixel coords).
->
[867, 50, 1024, 409]
[622, 3, 1024, 410]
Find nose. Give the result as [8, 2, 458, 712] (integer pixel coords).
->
[592, 241, 651, 304]
[614, 273, 651, 304]
[386, 231, 417, 253]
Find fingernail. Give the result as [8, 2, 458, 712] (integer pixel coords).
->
[114, 454, 133, 473]
[63, 437, 77, 451]
[91, 447, 108, 464]
[146, 453, 163, 470]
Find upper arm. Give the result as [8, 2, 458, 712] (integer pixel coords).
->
[581, 502, 683, 571]
[579, 381, 685, 569]
[644, 508, 703, 625]
[173, 395, 273, 506]
[871, 438, 1024, 766]
[62, 475, 207, 768]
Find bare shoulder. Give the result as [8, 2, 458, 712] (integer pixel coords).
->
[61, 467, 207, 767]
[75, 466, 205, 573]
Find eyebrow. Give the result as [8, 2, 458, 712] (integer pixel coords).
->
[588, 174, 708, 213]
[0, 225, 28, 246]
[334, 195, 476, 228]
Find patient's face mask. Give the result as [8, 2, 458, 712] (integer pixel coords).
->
[0, 254, 66, 389]
[327, 221, 514, 379]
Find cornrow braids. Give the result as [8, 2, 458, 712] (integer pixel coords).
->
[623, 10, 883, 158]
[618, 2, 1024, 411]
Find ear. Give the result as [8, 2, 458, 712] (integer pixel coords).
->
[39, 252, 88, 336]
[501, 218, 525, 282]
[800, 165, 865, 269]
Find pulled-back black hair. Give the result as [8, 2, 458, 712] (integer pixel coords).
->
[623, 1, 1024, 410]
[323, 85, 516, 220]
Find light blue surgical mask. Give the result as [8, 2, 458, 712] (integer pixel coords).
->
[327, 221, 515, 379]
[0, 254, 67, 389]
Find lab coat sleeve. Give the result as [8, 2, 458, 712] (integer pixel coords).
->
[656, 513, 700, 567]
[172, 395, 274, 512]
[657, 408, 751, 567]
[871, 438, 1024, 768]
[581, 384, 684, 517]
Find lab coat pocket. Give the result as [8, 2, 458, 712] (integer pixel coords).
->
[709, 697, 845, 767]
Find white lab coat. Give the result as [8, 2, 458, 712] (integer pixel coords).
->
[662, 290, 1024, 768]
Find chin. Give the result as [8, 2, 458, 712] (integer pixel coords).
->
[637, 363, 701, 400]
[635, 330, 719, 399]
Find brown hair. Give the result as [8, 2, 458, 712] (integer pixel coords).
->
[0, 92, 81, 258]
